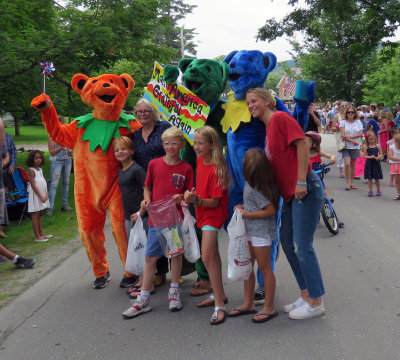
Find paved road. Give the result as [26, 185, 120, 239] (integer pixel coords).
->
[1, 134, 400, 360]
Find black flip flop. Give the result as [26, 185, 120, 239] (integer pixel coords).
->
[197, 294, 228, 308]
[126, 285, 141, 295]
[228, 306, 257, 317]
[129, 289, 155, 299]
[252, 311, 279, 323]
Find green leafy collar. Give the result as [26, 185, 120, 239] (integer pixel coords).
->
[76, 112, 134, 153]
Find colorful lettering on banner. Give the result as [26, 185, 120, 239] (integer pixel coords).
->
[143, 62, 209, 145]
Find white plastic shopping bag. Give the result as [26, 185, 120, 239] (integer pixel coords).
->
[125, 213, 147, 275]
[181, 205, 200, 263]
[227, 209, 252, 282]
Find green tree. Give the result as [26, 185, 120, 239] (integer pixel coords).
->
[156, 0, 197, 61]
[265, 71, 284, 92]
[257, 0, 400, 103]
[363, 45, 400, 107]
[0, 0, 196, 132]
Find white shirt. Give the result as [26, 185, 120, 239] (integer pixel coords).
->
[389, 144, 400, 164]
[340, 119, 363, 149]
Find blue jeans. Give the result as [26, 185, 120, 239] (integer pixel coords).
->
[48, 158, 72, 209]
[280, 170, 325, 298]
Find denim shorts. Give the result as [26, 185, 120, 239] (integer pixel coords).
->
[145, 226, 166, 257]
[341, 148, 360, 159]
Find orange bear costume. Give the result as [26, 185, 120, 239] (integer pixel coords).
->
[31, 73, 142, 287]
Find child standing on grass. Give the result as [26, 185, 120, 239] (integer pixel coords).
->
[388, 134, 400, 200]
[26, 150, 53, 242]
[361, 132, 383, 197]
[184, 126, 230, 325]
[113, 136, 147, 289]
[122, 127, 193, 319]
[229, 148, 278, 324]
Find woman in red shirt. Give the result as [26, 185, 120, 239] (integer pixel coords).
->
[246, 88, 325, 320]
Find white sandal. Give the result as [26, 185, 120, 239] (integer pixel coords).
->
[210, 306, 227, 325]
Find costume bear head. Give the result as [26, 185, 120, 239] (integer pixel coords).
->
[164, 59, 229, 104]
[71, 73, 135, 121]
[224, 50, 276, 100]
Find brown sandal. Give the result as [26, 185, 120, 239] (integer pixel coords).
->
[197, 294, 228, 308]
[189, 280, 212, 296]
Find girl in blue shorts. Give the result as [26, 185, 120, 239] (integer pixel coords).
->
[184, 126, 230, 325]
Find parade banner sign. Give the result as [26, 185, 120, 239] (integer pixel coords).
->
[143, 62, 209, 145]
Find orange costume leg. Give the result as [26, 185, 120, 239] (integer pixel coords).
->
[75, 196, 109, 278]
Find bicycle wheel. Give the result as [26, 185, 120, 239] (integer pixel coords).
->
[321, 198, 339, 235]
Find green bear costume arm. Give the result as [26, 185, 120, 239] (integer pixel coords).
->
[164, 65, 180, 84]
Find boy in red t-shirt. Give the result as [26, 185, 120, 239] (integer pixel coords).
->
[123, 127, 194, 319]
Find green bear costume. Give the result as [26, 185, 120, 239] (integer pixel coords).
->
[164, 58, 229, 283]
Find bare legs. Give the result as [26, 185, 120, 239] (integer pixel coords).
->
[201, 230, 227, 322]
[230, 244, 276, 319]
[344, 157, 357, 189]
[31, 211, 46, 241]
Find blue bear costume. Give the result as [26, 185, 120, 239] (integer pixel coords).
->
[221, 50, 314, 276]
[222, 50, 314, 217]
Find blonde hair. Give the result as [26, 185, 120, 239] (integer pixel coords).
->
[394, 134, 400, 146]
[134, 98, 160, 121]
[161, 127, 185, 143]
[247, 88, 276, 109]
[365, 131, 377, 146]
[113, 136, 134, 151]
[195, 126, 230, 189]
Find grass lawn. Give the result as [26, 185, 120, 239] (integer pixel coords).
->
[5, 125, 50, 145]
[0, 150, 80, 306]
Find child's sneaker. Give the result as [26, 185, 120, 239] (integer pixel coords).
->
[122, 296, 152, 319]
[14, 257, 35, 269]
[389, 181, 394, 187]
[254, 285, 265, 305]
[168, 287, 183, 311]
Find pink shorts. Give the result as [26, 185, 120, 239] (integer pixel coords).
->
[390, 163, 400, 174]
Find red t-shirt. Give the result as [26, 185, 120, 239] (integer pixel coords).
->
[195, 157, 229, 229]
[145, 157, 194, 226]
[265, 111, 310, 203]
[309, 154, 322, 167]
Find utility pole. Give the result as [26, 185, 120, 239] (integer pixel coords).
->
[180, 26, 185, 59]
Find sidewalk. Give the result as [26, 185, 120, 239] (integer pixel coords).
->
[16, 144, 48, 152]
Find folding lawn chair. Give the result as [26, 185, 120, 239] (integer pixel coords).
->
[5, 167, 30, 225]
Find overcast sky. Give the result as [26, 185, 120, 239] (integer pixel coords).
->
[181, 0, 305, 61]
[181, 0, 400, 62]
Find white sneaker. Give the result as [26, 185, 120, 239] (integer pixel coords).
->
[34, 238, 49, 242]
[283, 297, 306, 313]
[168, 287, 183, 311]
[288, 301, 325, 320]
[122, 295, 152, 319]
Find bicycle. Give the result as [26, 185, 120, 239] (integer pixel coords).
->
[314, 163, 340, 235]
